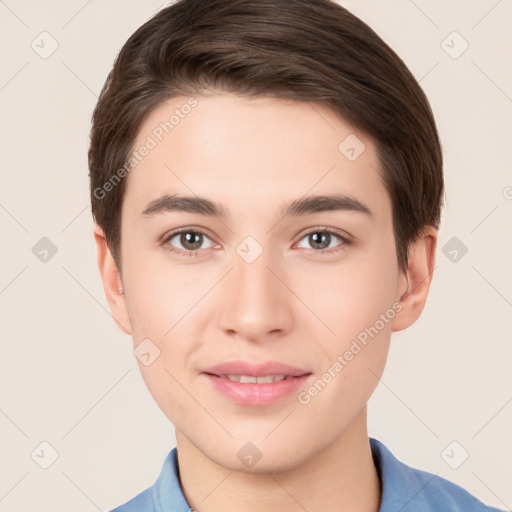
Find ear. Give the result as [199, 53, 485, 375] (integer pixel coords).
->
[93, 225, 132, 335]
[391, 226, 437, 332]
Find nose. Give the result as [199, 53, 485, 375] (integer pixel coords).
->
[216, 242, 294, 343]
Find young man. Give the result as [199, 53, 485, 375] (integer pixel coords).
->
[88, 1, 504, 511]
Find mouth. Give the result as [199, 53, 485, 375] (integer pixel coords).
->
[202, 359, 310, 378]
[208, 374, 298, 383]
[201, 360, 313, 406]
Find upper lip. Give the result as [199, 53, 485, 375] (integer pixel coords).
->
[202, 360, 311, 377]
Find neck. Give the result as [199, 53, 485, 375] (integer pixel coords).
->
[175, 408, 381, 512]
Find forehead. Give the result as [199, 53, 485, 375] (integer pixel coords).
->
[123, 93, 389, 221]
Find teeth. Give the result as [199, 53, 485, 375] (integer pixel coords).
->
[224, 375, 287, 383]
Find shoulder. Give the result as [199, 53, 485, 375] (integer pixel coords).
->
[370, 438, 506, 512]
[108, 487, 153, 512]
[107, 447, 191, 512]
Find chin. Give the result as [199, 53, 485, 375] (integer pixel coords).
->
[199, 434, 314, 474]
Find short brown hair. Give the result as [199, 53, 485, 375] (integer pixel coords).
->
[88, 0, 443, 271]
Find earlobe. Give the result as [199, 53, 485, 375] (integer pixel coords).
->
[391, 226, 437, 332]
[93, 225, 132, 335]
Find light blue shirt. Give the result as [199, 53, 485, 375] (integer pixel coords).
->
[110, 438, 505, 511]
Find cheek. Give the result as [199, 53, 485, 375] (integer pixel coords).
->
[298, 247, 399, 344]
[298, 279, 394, 423]
[294, 237, 399, 407]
[321, 241, 399, 401]
[122, 248, 209, 339]
[122, 252, 215, 406]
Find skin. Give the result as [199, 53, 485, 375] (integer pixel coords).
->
[94, 92, 437, 512]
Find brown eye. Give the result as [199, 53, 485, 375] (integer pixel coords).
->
[164, 230, 215, 255]
[178, 232, 203, 250]
[296, 228, 349, 255]
[307, 232, 332, 250]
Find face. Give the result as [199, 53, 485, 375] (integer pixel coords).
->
[103, 92, 420, 472]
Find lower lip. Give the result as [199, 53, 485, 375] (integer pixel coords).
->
[203, 374, 312, 406]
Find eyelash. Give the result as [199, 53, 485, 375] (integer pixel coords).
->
[161, 227, 351, 258]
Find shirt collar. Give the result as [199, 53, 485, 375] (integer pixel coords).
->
[149, 438, 446, 512]
[150, 447, 189, 511]
[370, 437, 432, 512]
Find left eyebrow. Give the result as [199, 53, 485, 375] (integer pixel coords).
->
[281, 194, 372, 217]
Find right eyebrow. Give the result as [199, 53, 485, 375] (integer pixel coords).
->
[141, 194, 229, 219]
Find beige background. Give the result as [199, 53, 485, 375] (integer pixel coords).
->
[1, 0, 511, 510]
